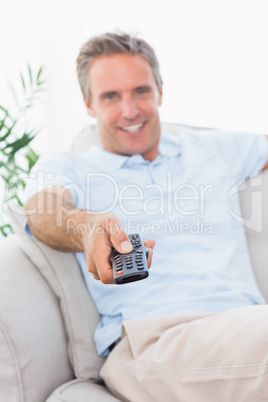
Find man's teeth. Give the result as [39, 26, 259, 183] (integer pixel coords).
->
[121, 123, 144, 133]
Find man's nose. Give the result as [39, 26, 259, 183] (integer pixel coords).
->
[121, 96, 138, 120]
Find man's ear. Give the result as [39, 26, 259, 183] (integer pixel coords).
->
[83, 96, 96, 117]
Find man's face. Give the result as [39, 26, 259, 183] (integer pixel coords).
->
[84, 53, 163, 161]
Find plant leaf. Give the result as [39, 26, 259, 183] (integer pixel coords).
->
[1, 63, 44, 237]
[36, 66, 43, 83]
[27, 63, 33, 86]
[0, 119, 17, 142]
[0, 224, 13, 237]
[7, 194, 23, 207]
[0, 105, 8, 114]
[0, 106, 10, 132]
[25, 147, 39, 170]
[21, 73, 26, 92]
[4, 133, 36, 158]
[0, 224, 12, 237]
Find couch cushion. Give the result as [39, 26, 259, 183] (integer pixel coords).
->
[8, 206, 105, 381]
[0, 235, 73, 402]
[46, 379, 121, 402]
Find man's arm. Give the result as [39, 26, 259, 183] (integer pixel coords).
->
[25, 186, 154, 284]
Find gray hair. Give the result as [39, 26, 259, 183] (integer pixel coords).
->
[76, 32, 163, 101]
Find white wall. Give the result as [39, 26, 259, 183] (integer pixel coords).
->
[1, 0, 268, 156]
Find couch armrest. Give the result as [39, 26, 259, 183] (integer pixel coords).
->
[0, 235, 74, 402]
[240, 169, 268, 302]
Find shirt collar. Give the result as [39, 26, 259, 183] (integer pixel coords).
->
[83, 134, 181, 170]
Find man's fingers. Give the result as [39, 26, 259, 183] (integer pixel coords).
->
[86, 253, 99, 278]
[85, 212, 155, 284]
[93, 243, 115, 284]
[147, 248, 153, 268]
[144, 239, 155, 269]
[144, 239, 156, 250]
[86, 236, 115, 283]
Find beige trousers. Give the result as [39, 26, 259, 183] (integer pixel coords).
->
[100, 305, 268, 402]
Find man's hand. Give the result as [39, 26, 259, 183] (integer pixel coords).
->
[81, 212, 155, 284]
[25, 187, 155, 285]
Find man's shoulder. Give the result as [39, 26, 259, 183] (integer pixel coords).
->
[35, 146, 102, 169]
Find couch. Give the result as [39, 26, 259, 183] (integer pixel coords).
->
[1, 123, 268, 402]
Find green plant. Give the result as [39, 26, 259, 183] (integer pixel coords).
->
[0, 64, 44, 237]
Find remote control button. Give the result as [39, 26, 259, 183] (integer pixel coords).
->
[116, 271, 123, 276]
[137, 266, 144, 270]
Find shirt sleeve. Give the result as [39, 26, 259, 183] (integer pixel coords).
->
[197, 130, 268, 182]
[22, 151, 80, 206]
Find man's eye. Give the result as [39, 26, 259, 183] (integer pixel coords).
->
[104, 93, 116, 100]
[136, 87, 150, 95]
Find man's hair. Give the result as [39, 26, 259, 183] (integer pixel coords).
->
[76, 32, 163, 101]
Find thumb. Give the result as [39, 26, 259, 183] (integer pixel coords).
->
[111, 231, 133, 254]
[104, 217, 133, 254]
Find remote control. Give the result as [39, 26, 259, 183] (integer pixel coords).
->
[109, 234, 149, 284]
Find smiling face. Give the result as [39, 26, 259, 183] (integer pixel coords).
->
[84, 53, 163, 161]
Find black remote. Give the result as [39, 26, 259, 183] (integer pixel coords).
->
[109, 234, 149, 284]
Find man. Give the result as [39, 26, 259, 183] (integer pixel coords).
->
[25, 32, 268, 401]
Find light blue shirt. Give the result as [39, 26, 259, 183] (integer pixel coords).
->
[24, 129, 268, 356]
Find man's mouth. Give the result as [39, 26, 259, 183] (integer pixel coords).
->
[120, 122, 146, 133]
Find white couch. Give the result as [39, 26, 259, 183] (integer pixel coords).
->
[1, 124, 268, 401]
